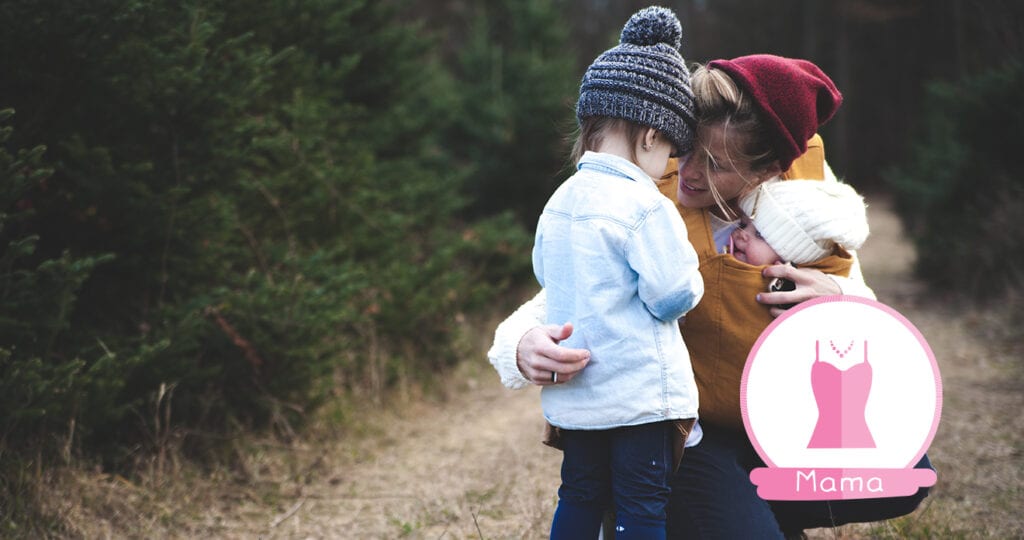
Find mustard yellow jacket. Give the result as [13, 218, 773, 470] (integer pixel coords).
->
[658, 135, 854, 431]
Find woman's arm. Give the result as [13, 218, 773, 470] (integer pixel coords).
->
[757, 250, 875, 317]
[486, 289, 591, 388]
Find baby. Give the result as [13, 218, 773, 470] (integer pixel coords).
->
[730, 179, 869, 268]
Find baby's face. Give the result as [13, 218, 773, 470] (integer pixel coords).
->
[730, 216, 782, 266]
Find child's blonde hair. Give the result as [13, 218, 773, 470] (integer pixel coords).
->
[570, 117, 647, 166]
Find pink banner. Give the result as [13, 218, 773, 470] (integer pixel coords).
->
[749, 467, 937, 501]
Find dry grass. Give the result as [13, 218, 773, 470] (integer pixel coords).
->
[26, 302, 563, 539]
[27, 197, 1024, 538]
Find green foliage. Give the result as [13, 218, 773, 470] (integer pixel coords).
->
[887, 62, 1024, 301]
[0, 110, 114, 448]
[448, 0, 579, 227]
[0, 0, 537, 480]
[0, 109, 128, 534]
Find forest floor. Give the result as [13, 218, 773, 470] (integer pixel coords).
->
[42, 197, 1023, 538]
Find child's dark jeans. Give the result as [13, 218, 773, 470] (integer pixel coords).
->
[550, 421, 674, 540]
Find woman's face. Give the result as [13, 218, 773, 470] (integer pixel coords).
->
[676, 123, 770, 213]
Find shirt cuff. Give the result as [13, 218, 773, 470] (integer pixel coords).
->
[829, 251, 876, 300]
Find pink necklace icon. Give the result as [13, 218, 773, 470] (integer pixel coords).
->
[807, 340, 876, 449]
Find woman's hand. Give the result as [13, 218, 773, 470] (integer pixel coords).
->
[517, 322, 591, 386]
[757, 264, 841, 317]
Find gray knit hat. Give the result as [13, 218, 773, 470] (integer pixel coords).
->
[576, 6, 696, 153]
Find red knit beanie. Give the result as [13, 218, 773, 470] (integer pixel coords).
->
[707, 54, 842, 171]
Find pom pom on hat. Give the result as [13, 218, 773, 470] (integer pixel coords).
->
[620, 6, 682, 49]
[738, 179, 869, 265]
[708, 55, 842, 171]
[576, 6, 696, 153]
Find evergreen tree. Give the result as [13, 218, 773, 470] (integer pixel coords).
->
[888, 62, 1024, 301]
[0, 109, 114, 452]
[0, 0, 532, 468]
[448, 0, 579, 228]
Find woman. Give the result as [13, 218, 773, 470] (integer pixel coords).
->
[488, 54, 933, 538]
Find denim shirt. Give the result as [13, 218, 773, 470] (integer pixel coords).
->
[534, 151, 704, 429]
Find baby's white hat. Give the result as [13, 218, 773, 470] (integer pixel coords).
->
[738, 179, 869, 264]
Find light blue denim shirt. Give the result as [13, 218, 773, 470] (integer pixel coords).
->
[534, 151, 704, 430]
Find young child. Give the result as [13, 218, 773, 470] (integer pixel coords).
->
[532, 7, 703, 539]
[729, 178, 869, 269]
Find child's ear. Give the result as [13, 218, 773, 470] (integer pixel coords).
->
[642, 127, 659, 150]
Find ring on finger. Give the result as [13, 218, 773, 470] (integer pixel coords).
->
[551, 371, 558, 383]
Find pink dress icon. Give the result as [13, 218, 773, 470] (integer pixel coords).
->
[807, 340, 876, 448]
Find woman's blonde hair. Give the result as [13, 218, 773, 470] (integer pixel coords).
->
[691, 64, 781, 216]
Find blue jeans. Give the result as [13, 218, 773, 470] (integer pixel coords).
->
[552, 421, 674, 540]
[666, 423, 934, 539]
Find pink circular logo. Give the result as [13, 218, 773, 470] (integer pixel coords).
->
[742, 295, 941, 500]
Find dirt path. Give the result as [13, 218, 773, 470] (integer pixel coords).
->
[197, 360, 559, 538]
[196, 197, 1022, 539]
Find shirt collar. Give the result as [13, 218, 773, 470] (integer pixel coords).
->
[577, 151, 656, 188]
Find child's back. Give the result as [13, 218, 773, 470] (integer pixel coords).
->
[535, 151, 702, 429]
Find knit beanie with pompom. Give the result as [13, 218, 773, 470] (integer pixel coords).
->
[576, 6, 696, 154]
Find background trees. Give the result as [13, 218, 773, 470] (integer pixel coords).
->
[0, 0, 1020, 530]
[0, 0, 543, 481]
